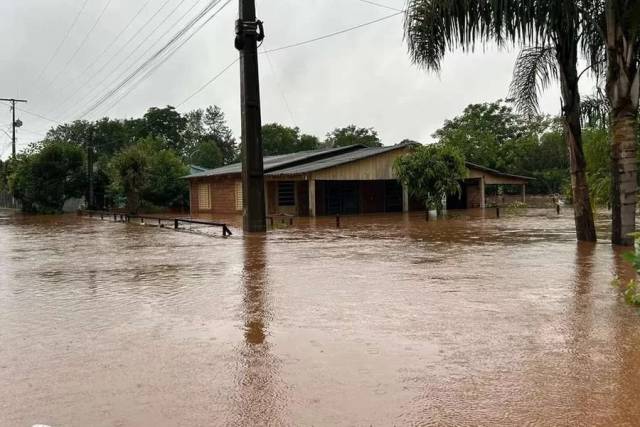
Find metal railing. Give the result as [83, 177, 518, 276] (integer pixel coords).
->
[78, 210, 232, 237]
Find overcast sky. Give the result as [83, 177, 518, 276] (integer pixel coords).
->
[0, 0, 597, 159]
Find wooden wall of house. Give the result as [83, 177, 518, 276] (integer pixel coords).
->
[310, 148, 409, 181]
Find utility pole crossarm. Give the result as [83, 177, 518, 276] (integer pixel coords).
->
[0, 98, 28, 159]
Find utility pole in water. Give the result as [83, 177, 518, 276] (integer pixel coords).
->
[0, 98, 27, 158]
[235, 0, 266, 232]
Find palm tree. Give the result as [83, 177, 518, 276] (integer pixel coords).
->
[405, 0, 597, 242]
[584, 1, 640, 245]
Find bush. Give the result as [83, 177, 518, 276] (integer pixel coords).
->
[9, 142, 85, 213]
[109, 138, 189, 213]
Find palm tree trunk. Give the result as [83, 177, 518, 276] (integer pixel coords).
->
[610, 108, 637, 245]
[605, 5, 639, 246]
[557, 45, 598, 242]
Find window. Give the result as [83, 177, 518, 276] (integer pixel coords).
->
[278, 181, 295, 206]
[235, 181, 243, 211]
[198, 183, 211, 210]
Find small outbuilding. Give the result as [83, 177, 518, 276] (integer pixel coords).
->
[185, 144, 531, 217]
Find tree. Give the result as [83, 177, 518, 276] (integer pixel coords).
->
[188, 138, 224, 169]
[142, 106, 187, 155]
[592, 1, 640, 245]
[108, 138, 189, 213]
[394, 144, 467, 215]
[184, 106, 238, 166]
[204, 106, 238, 164]
[109, 144, 151, 213]
[261, 123, 320, 155]
[9, 142, 85, 213]
[433, 101, 546, 170]
[325, 125, 382, 148]
[405, 0, 597, 242]
[144, 148, 189, 209]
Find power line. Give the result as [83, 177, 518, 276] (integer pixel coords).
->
[57, 0, 202, 120]
[49, 0, 177, 118]
[177, 59, 238, 107]
[46, 0, 116, 89]
[263, 11, 403, 54]
[96, 0, 233, 118]
[263, 48, 296, 126]
[33, 0, 90, 85]
[176, 11, 404, 109]
[356, 0, 404, 12]
[76, 0, 231, 120]
[82, 0, 207, 118]
[45, 0, 151, 102]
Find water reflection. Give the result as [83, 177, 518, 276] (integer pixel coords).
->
[229, 235, 288, 425]
[3, 210, 640, 425]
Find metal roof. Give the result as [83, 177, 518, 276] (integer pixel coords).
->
[465, 162, 534, 181]
[183, 145, 365, 179]
[185, 143, 533, 182]
[268, 145, 408, 176]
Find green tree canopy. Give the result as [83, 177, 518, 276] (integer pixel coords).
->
[9, 142, 85, 213]
[262, 123, 320, 155]
[325, 125, 381, 148]
[108, 138, 188, 213]
[433, 100, 566, 194]
[394, 144, 467, 212]
[142, 106, 187, 155]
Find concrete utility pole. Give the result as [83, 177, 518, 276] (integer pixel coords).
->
[0, 98, 27, 158]
[235, 0, 266, 232]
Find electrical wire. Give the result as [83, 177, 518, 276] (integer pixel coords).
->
[57, 0, 204, 120]
[44, 0, 153, 101]
[33, 0, 90, 85]
[356, 0, 404, 12]
[263, 48, 296, 126]
[263, 11, 403, 54]
[96, 0, 233, 118]
[175, 10, 404, 109]
[76, 0, 230, 120]
[46, 0, 116, 88]
[176, 59, 238, 108]
[50, 0, 176, 118]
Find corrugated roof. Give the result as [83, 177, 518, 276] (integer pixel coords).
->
[465, 162, 534, 181]
[267, 145, 408, 176]
[183, 145, 365, 179]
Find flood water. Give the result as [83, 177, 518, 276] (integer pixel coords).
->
[1, 208, 640, 426]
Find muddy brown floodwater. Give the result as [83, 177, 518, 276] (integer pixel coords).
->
[1, 208, 640, 426]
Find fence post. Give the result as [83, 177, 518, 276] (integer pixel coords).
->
[336, 215, 340, 228]
[496, 207, 500, 219]
[174, 219, 179, 229]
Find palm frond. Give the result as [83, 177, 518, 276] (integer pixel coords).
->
[509, 46, 558, 117]
[581, 89, 610, 128]
[404, 1, 546, 71]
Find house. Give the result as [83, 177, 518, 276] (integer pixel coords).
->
[184, 144, 531, 217]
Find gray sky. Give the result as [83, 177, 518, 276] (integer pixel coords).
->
[0, 0, 596, 159]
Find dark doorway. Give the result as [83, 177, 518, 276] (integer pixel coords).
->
[325, 181, 360, 215]
[447, 183, 468, 209]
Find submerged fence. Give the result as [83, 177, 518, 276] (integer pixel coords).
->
[0, 191, 21, 210]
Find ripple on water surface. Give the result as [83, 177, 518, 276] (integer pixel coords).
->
[0, 209, 639, 426]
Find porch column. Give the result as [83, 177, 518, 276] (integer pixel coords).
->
[402, 184, 409, 213]
[480, 177, 486, 209]
[521, 184, 526, 204]
[308, 179, 316, 217]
